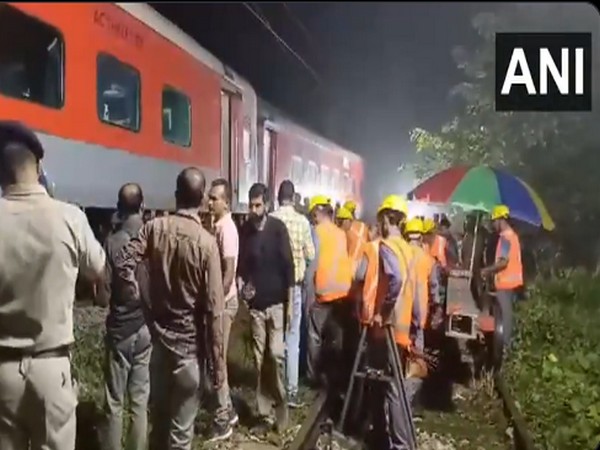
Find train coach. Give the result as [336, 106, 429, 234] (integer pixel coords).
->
[257, 98, 364, 216]
[0, 2, 364, 220]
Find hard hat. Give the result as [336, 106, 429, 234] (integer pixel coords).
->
[343, 200, 357, 214]
[336, 206, 353, 220]
[423, 218, 436, 233]
[405, 218, 424, 234]
[377, 194, 408, 216]
[491, 204, 510, 220]
[309, 194, 331, 212]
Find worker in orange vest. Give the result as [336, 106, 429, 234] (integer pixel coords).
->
[422, 218, 444, 330]
[403, 218, 440, 406]
[354, 194, 416, 450]
[404, 218, 440, 333]
[343, 199, 370, 254]
[336, 206, 360, 312]
[480, 205, 523, 354]
[429, 220, 448, 270]
[306, 195, 353, 390]
[422, 218, 436, 253]
[427, 216, 458, 308]
[336, 206, 369, 271]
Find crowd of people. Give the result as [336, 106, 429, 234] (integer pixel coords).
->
[0, 120, 524, 450]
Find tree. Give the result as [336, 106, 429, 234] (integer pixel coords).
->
[410, 3, 600, 266]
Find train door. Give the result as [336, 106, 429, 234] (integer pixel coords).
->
[261, 126, 276, 193]
[220, 91, 232, 182]
[221, 90, 243, 210]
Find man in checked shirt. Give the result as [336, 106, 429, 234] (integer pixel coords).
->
[115, 167, 225, 450]
[271, 180, 315, 408]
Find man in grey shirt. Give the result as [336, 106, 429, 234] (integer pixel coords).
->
[0, 121, 106, 449]
[97, 183, 151, 450]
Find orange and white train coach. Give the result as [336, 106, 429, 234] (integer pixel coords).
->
[0, 2, 364, 216]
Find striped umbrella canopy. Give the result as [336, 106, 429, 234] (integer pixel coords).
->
[407, 165, 555, 231]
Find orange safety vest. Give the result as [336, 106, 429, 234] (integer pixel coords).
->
[495, 227, 523, 290]
[361, 235, 415, 349]
[429, 234, 447, 268]
[347, 220, 369, 272]
[410, 244, 435, 330]
[315, 221, 352, 302]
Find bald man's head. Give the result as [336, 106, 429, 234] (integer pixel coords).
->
[176, 167, 206, 209]
[117, 183, 144, 215]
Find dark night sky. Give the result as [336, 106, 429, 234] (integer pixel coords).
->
[151, 2, 492, 202]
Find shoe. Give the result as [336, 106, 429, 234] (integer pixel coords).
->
[229, 408, 239, 426]
[207, 422, 233, 443]
[288, 394, 305, 409]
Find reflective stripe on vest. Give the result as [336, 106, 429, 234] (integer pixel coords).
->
[495, 228, 523, 290]
[315, 222, 352, 302]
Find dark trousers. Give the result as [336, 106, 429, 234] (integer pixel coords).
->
[306, 299, 357, 390]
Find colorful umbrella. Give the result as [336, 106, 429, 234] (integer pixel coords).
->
[407, 165, 555, 231]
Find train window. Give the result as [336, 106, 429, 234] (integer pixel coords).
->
[343, 173, 351, 193]
[97, 53, 140, 131]
[291, 156, 303, 185]
[321, 165, 330, 187]
[0, 4, 64, 108]
[162, 86, 191, 147]
[306, 161, 318, 185]
[333, 169, 340, 191]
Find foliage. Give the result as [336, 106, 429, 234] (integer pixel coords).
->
[408, 3, 600, 267]
[505, 272, 600, 449]
[72, 311, 106, 407]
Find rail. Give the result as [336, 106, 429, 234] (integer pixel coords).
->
[287, 373, 536, 450]
[287, 390, 329, 450]
[495, 373, 537, 450]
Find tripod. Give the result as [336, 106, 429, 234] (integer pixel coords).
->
[338, 324, 418, 450]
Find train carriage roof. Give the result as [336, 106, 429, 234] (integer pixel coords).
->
[117, 3, 256, 99]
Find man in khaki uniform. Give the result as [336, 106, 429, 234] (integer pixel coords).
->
[115, 167, 226, 450]
[0, 121, 106, 450]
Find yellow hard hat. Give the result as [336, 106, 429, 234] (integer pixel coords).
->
[309, 194, 331, 212]
[423, 218, 436, 233]
[336, 206, 353, 220]
[377, 194, 408, 216]
[405, 218, 424, 234]
[343, 200, 357, 214]
[491, 204, 510, 220]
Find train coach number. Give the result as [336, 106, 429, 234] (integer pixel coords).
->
[93, 10, 144, 49]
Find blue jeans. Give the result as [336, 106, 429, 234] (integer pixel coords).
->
[285, 285, 303, 396]
[103, 325, 152, 450]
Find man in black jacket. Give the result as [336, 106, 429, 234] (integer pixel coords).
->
[238, 183, 294, 435]
[98, 183, 151, 450]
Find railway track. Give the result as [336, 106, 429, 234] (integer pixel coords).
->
[286, 372, 536, 450]
[72, 305, 536, 450]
